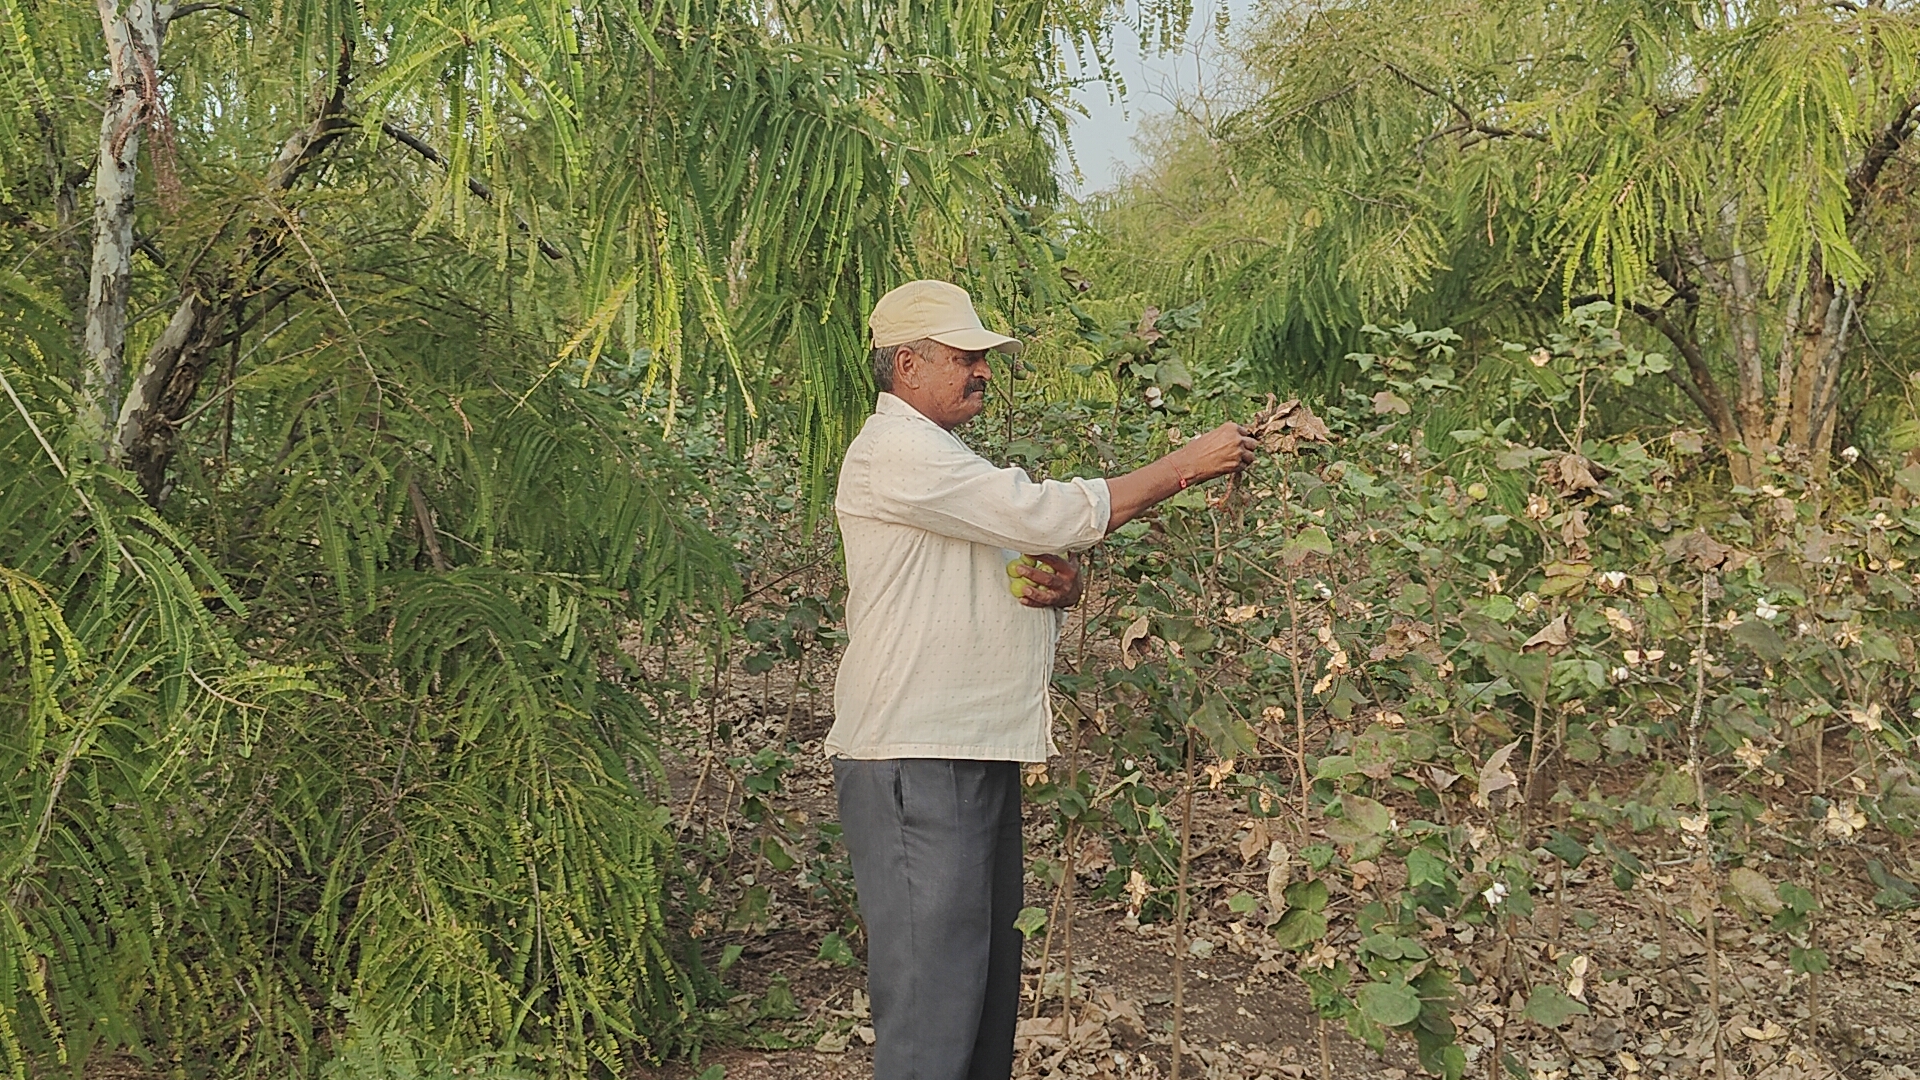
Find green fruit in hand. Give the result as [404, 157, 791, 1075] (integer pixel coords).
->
[1007, 555, 1041, 597]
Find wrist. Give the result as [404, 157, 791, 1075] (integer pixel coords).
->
[1165, 450, 1189, 491]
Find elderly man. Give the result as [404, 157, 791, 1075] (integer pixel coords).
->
[828, 280, 1256, 1080]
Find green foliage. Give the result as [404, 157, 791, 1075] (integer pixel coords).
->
[0, 0, 1212, 1070]
[1072, 0, 1920, 476]
[991, 276, 1920, 1073]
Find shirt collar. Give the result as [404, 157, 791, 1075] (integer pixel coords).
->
[876, 392, 933, 424]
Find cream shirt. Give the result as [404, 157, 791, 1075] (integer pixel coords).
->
[826, 393, 1111, 762]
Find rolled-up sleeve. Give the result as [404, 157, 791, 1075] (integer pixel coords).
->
[864, 422, 1110, 553]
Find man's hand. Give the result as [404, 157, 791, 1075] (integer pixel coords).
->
[1012, 554, 1084, 609]
[1175, 422, 1259, 484]
[1103, 422, 1260, 534]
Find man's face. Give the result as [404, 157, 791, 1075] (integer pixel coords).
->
[898, 340, 993, 430]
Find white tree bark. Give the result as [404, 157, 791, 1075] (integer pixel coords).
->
[80, 0, 169, 453]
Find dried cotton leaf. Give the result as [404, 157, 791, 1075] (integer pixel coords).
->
[1474, 739, 1523, 808]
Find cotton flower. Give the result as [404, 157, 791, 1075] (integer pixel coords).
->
[1754, 598, 1780, 621]
[1482, 880, 1509, 907]
[1824, 800, 1867, 841]
[1841, 446, 1861, 465]
[1529, 348, 1552, 367]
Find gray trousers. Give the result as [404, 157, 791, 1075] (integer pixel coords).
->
[833, 758, 1024, 1080]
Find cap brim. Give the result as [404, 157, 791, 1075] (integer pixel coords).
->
[929, 327, 1023, 355]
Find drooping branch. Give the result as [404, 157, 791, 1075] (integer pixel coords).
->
[378, 121, 566, 261]
[1382, 62, 1547, 144]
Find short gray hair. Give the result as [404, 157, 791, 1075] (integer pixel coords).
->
[871, 338, 937, 392]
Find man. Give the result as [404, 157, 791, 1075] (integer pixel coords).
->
[828, 280, 1257, 1080]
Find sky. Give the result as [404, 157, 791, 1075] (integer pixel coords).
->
[1061, 0, 1260, 194]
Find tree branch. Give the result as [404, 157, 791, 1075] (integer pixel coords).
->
[111, 36, 354, 499]
[1627, 298, 1738, 446]
[1382, 62, 1547, 143]
[378, 121, 566, 261]
[1848, 97, 1920, 215]
[169, 3, 248, 18]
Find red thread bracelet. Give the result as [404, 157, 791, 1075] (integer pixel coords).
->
[1177, 471, 1190, 490]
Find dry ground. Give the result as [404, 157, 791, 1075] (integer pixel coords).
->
[644, 636, 1920, 1080]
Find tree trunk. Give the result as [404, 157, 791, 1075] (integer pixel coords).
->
[81, 0, 169, 454]
[108, 37, 353, 503]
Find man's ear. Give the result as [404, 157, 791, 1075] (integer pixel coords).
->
[894, 345, 917, 388]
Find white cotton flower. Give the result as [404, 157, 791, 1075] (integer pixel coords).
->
[1755, 598, 1780, 621]
[1824, 801, 1867, 841]
[1841, 446, 1861, 465]
[1482, 880, 1509, 907]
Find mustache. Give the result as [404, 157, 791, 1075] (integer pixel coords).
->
[966, 378, 988, 394]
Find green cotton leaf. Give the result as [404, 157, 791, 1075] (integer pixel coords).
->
[1482, 644, 1549, 703]
[1544, 829, 1588, 868]
[1776, 881, 1818, 916]
[1866, 860, 1920, 910]
[1729, 618, 1786, 662]
[1281, 525, 1335, 566]
[1359, 933, 1429, 961]
[1323, 815, 1376, 846]
[1520, 985, 1589, 1027]
[1014, 906, 1048, 938]
[1314, 755, 1357, 780]
[1788, 946, 1830, 975]
[1356, 980, 1423, 1027]
[1480, 594, 1518, 623]
[1339, 794, 1393, 835]
[759, 836, 796, 871]
[1228, 891, 1260, 914]
[1406, 847, 1453, 889]
[1271, 907, 1329, 949]
[1284, 879, 1330, 912]
[1191, 696, 1258, 758]
[817, 931, 857, 968]
[1156, 355, 1193, 390]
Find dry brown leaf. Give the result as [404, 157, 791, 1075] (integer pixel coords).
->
[1246, 393, 1335, 454]
[1473, 739, 1523, 809]
[1542, 452, 1604, 497]
[1523, 614, 1571, 652]
[1662, 529, 1735, 571]
[1238, 819, 1271, 863]
[1265, 840, 1293, 916]
[1120, 614, 1152, 670]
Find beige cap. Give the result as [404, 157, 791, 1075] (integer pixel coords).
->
[868, 280, 1022, 355]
